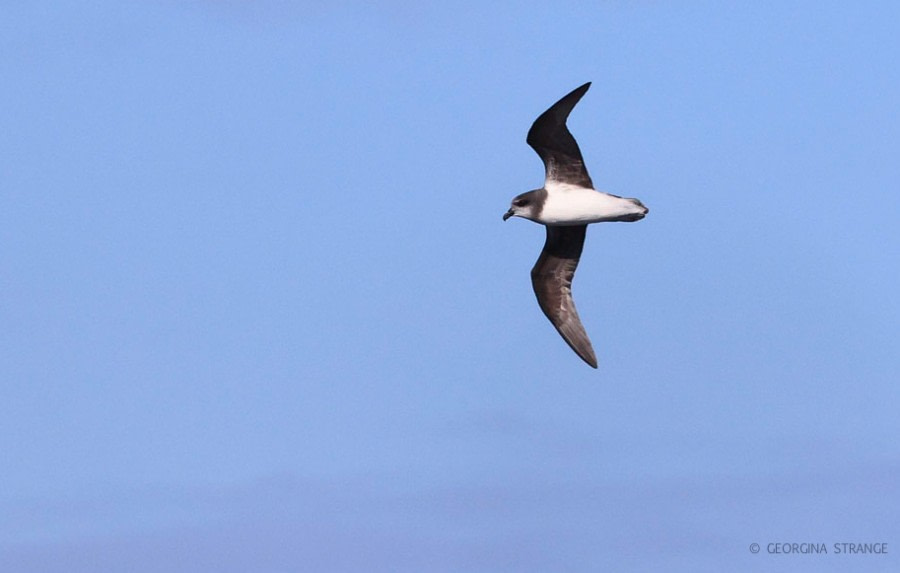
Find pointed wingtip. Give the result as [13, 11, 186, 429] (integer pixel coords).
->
[557, 82, 591, 104]
[580, 350, 598, 369]
[561, 330, 599, 369]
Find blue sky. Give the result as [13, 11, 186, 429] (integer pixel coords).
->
[1, 1, 898, 571]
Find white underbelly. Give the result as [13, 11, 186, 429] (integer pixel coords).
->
[539, 187, 644, 225]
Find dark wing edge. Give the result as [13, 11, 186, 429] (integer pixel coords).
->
[526, 82, 594, 189]
[530, 225, 598, 368]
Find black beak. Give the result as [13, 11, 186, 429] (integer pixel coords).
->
[502, 209, 514, 221]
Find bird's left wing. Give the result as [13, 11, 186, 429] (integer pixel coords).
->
[526, 82, 594, 189]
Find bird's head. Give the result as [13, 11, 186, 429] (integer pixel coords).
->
[503, 189, 543, 221]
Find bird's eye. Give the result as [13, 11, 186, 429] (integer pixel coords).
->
[514, 199, 528, 207]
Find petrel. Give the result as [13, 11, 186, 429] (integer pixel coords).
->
[503, 82, 648, 368]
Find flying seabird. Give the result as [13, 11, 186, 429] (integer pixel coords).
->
[503, 82, 648, 368]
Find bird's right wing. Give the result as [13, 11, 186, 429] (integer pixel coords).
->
[530, 224, 598, 368]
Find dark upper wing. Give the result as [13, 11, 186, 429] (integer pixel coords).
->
[526, 82, 594, 189]
[530, 224, 598, 368]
